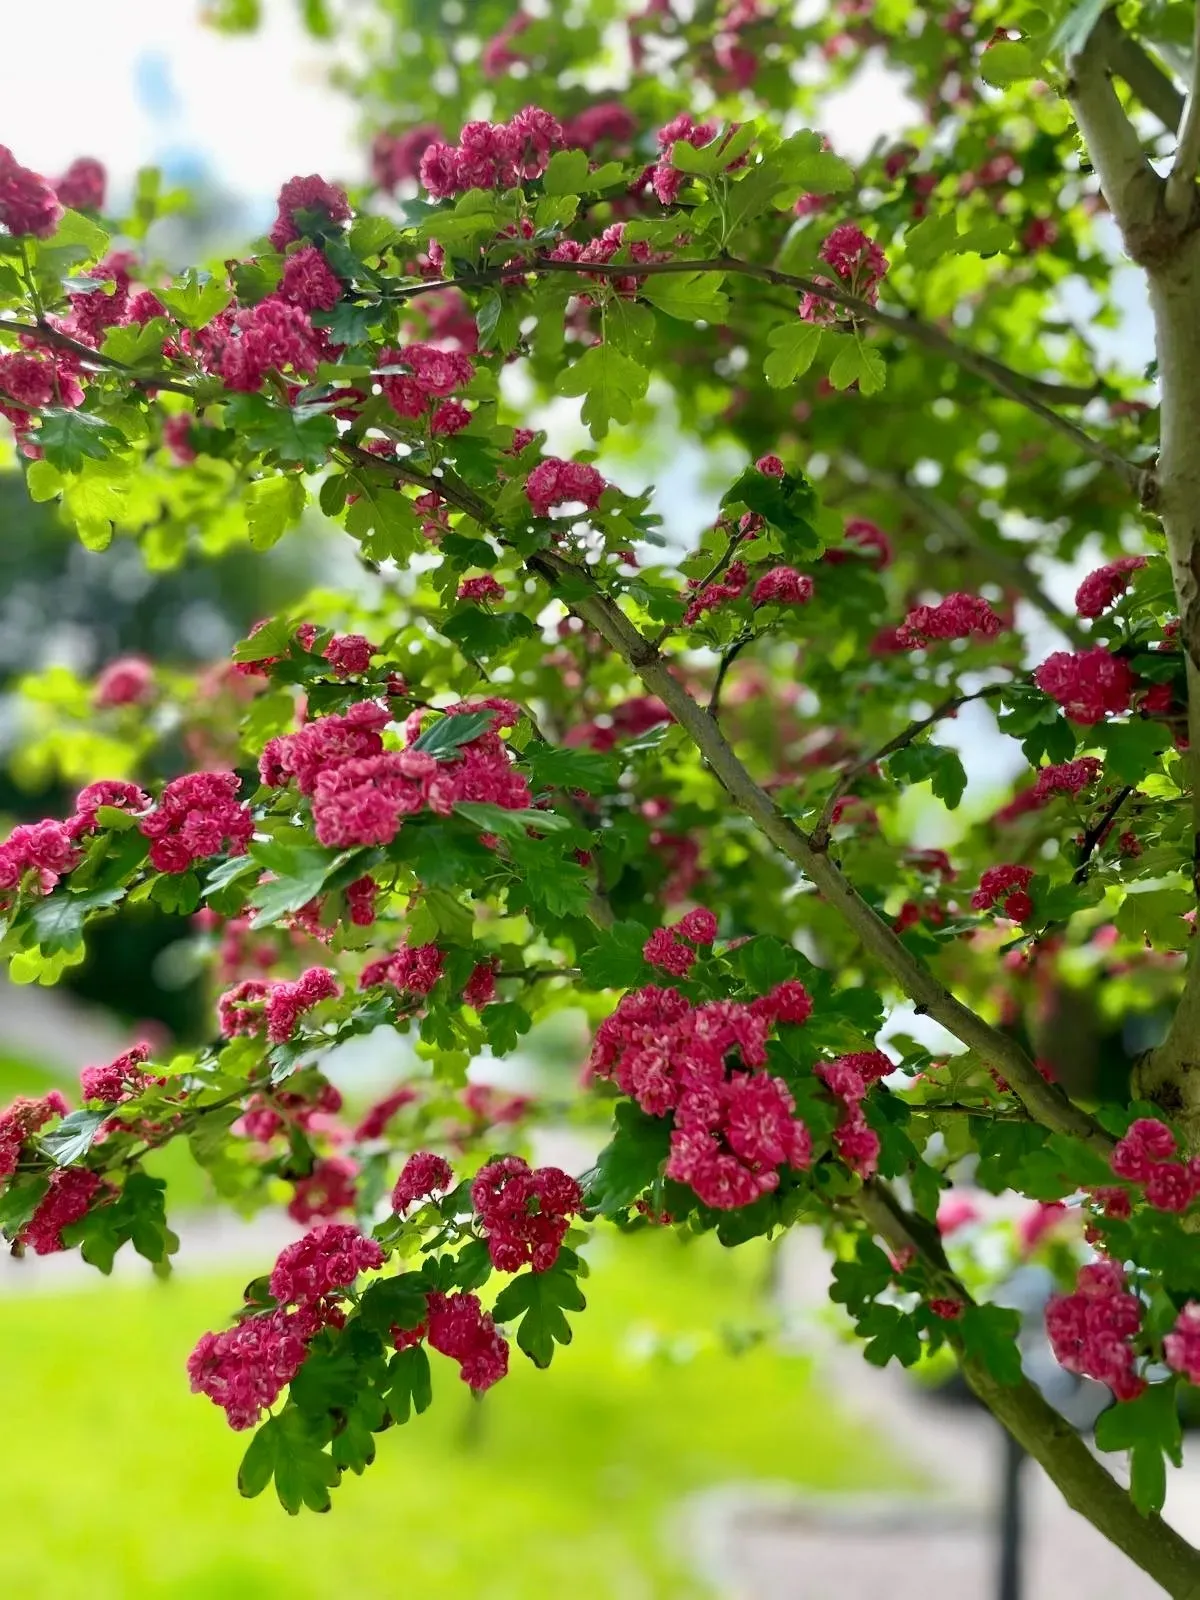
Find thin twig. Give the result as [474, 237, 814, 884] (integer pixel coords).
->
[1072, 784, 1135, 883]
[811, 684, 1009, 849]
[708, 631, 755, 719]
[1165, 4, 1200, 216]
[0, 314, 195, 396]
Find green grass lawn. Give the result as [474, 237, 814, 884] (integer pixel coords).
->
[0, 1230, 910, 1599]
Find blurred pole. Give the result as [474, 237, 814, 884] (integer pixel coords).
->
[997, 1427, 1027, 1600]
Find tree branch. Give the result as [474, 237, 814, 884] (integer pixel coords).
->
[0, 315, 195, 397]
[855, 1182, 1200, 1599]
[1095, 9, 1188, 134]
[1165, 5, 1200, 218]
[525, 545, 1112, 1154]
[1067, 20, 1166, 250]
[386, 258, 1141, 488]
[811, 684, 1008, 850]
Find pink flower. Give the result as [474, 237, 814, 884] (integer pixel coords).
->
[1074, 556, 1147, 619]
[1046, 1261, 1145, 1401]
[265, 967, 341, 1044]
[1164, 1303, 1200, 1385]
[0, 1091, 70, 1181]
[359, 941, 445, 996]
[971, 864, 1034, 919]
[683, 560, 748, 625]
[393, 1151, 454, 1211]
[218, 296, 321, 391]
[94, 655, 154, 708]
[1018, 1200, 1069, 1253]
[563, 102, 638, 150]
[463, 960, 499, 1009]
[1034, 648, 1136, 724]
[20, 1167, 102, 1255]
[752, 566, 814, 607]
[674, 907, 718, 944]
[55, 157, 107, 211]
[457, 574, 505, 604]
[0, 818, 81, 896]
[824, 518, 893, 568]
[162, 413, 197, 464]
[0, 145, 62, 238]
[819, 222, 889, 299]
[426, 1291, 509, 1391]
[268, 174, 352, 251]
[80, 1042, 154, 1104]
[288, 1155, 358, 1224]
[323, 633, 377, 678]
[431, 398, 471, 435]
[472, 1155, 582, 1272]
[755, 454, 785, 477]
[1030, 757, 1102, 803]
[278, 245, 343, 311]
[643, 925, 696, 977]
[188, 1302, 326, 1429]
[269, 1222, 383, 1307]
[371, 125, 443, 189]
[937, 1192, 980, 1235]
[525, 458, 607, 517]
[1111, 1117, 1178, 1181]
[139, 771, 253, 874]
[754, 980, 813, 1025]
[353, 1085, 416, 1140]
[898, 592, 1003, 647]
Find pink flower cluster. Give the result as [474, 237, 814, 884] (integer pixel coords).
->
[270, 1222, 384, 1307]
[457, 574, 505, 604]
[80, 1042, 155, 1105]
[0, 819, 80, 897]
[752, 566, 814, 608]
[218, 297, 322, 392]
[897, 592, 1003, 647]
[371, 125, 443, 190]
[0, 145, 62, 238]
[649, 113, 718, 206]
[1031, 757, 1103, 804]
[549, 219, 664, 299]
[188, 1302, 326, 1430]
[562, 102, 638, 151]
[471, 1156, 583, 1272]
[1034, 648, 1136, 724]
[261, 699, 530, 851]
[0, 349, 84, 418]
[55, 156, 106, 211]
[360, 941, 445, 997]
[392, 1150, 454, 1211]
[20, 1167, 103, 1255]
[1165, 1303, 1200, 1386]
[354, 1084, 417, 1141]
[525, 458, 607, 518]
[801, 223, 889, 322]
[1110, 1118, 1200, 1213]
[278, 246, 343, 313]
[268, 174, 352, 252]
[426, 1290, 509, 1391]
[378, 341, 475, 435]
[816, 1052, 893, 1177]
[825, 518, 893, 569]
[1075, 556, 1146, 619]
[419, 107, 564, 199]
[0, 1090, 69, 1181]
[217, 966, 340, 1044]
[587, 984, 813, 1210]
[971, 864, 1034, 922]
[288, 1156, 358, 1225]
[463, 960, 499, 1010]
[683, 561, 749, 627]
[643, 907, 719, 977]
[1045, 1259, 1144, 1401]
[139, 771, 254, 874]
[94, 655, 154, 708]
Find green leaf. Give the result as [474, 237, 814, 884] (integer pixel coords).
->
[100, 319, 173, 366]
[480, 1001, 532, 1054]
[640, 272, 729, 323]
[37, 410, 125, 473]
[524, 743, 619, 793]
[764, 321, 823, 387]
[440, 607, 537, 659]
[247, 846, 354, 929]
[245, 474, 307, 550]
[40, 1108, 107, 1166]
[238, 1420, 281, 1500]
[578, 922, 651, 989]
[385, 1345, 433, 1425]
[224, 394, 337, 470]
[555, 342, 648, 440]
[887, 743, 967, 810]
[543, 148, 590, 196]
[959, 1305, 1023, 1386]
[585, 1103, 673, 1213]
[858, 1303, 922, 1368]
[454, 802, 571, 838]
[721, 466, 821, 558]
[342, 468, 425, 562]
[244, 1408, 342, 1514]
[1095, 719, 1168, 784]
[46, 207, 110, 263]
[348, 215, 399, 258]
[827, 338, 887, 395]
[505, 837, 594, 918]
[412, 710, 498, 757]
[492, 1259, 586, 1367]
[980, 40, 1040, 87]
[788, 150, 855, 193]
[904, 211, 961, 267]
[1094, 1381, 1182, 1516]
[29, 885, 124, 955]
[159, 270, 233, 330]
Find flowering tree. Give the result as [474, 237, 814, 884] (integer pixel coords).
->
[4, 0, 1200, 1586]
